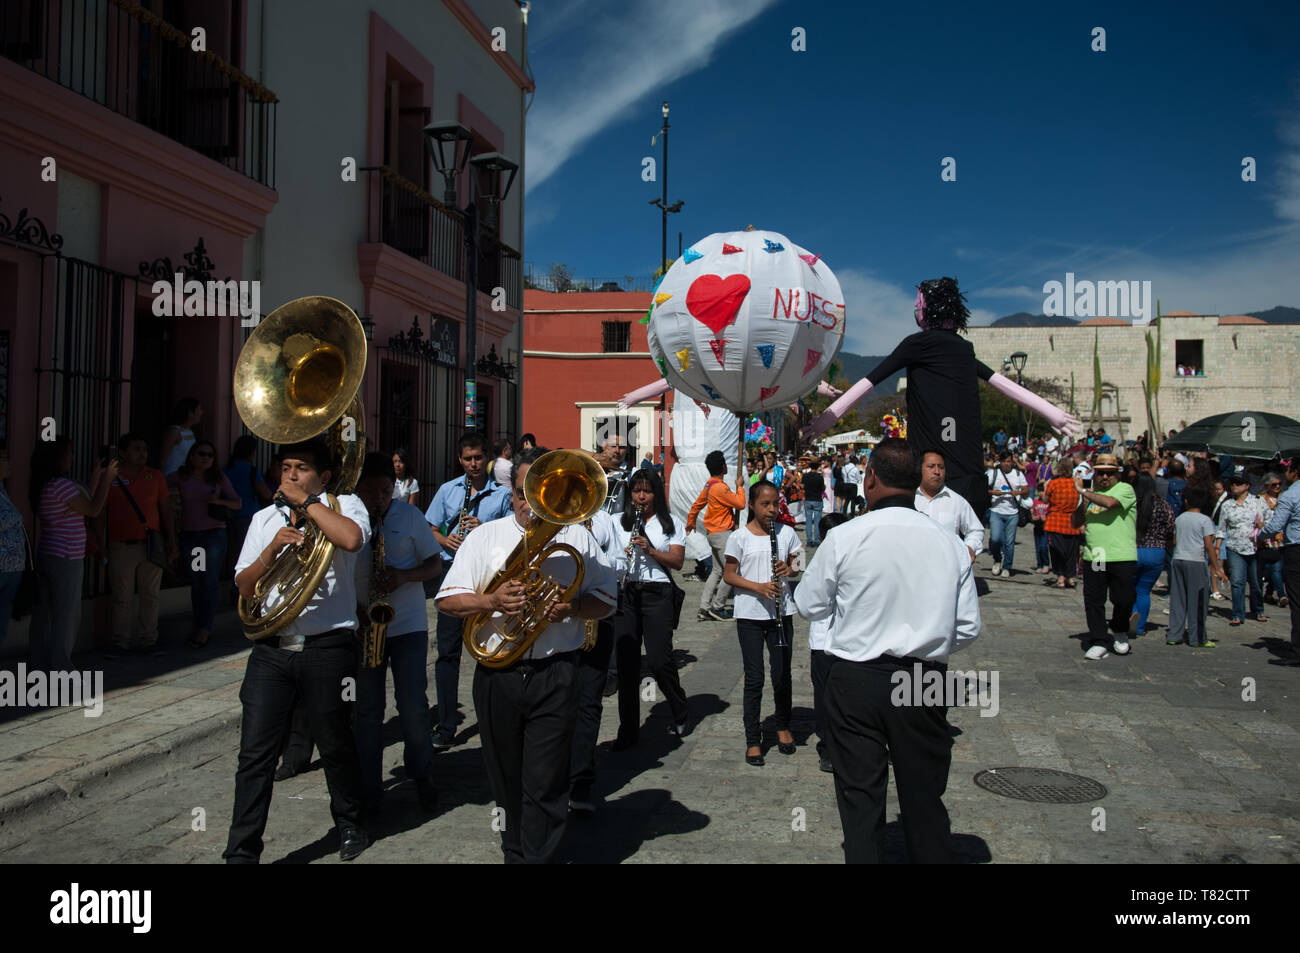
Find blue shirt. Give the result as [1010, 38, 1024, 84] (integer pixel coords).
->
[223, 460, 265, 518]
[424, 475, 513, 561]
[1263, 481, 1300, 545]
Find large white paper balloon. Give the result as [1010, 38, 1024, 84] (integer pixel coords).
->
[646, 230, 845, 414]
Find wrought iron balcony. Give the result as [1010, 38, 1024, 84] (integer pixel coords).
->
[361, 165, 521, 310]
[1, 0, 277, 186]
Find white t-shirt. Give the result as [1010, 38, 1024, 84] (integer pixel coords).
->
[1044, 436, 1059, 454]
[610, 511, 686, 583]
[435, 515, 618, 658]
[492, 457, 512, 487]
[987, 467, 1028, 516]
[394, 476, 419, 504]
[235, 493, 371, 649]
[355, 499, 439, 638]
[724, 523, 802, 620]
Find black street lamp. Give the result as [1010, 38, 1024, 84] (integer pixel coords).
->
[1009, 350, 1028, 446]
[424, 121, 518, 431]
[649, 101, 683, 275]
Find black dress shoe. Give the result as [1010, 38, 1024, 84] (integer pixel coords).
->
[777, 738, 796, 755]
[819, 757, 834, 773]
[745, 752, 765, 767]
[602, 674, 619, 697]
[338, 825, 370, 862]
[274, 763, 303, 782]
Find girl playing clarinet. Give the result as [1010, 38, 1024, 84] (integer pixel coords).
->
[723, 480, 802, 766]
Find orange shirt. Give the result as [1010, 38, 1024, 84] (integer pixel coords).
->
[106, 467, 168, 541]
[688, 478, 747, 534]
[1042, 477, 1082, 536]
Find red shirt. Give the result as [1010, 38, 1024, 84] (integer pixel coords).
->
[106, 467, 168, 541]
[1043, 477, 1082, 536]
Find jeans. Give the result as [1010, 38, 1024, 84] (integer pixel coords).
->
[699, 529, 733, 612]
[224, 631, 364, 862]
[804, 500, 824, 545]
[355, 629, 434, 801]
[1081, 560, 1137, 650]
[1225, 549, 1263, 621]
[1260, 551, 1285, 599]
[29, 554, 84, 671]
[181, 528, 227, 631]
[1033, 524, 1050, 569]
[736, 617, 793, 748]
[1132, 547, 1167, 635]
[0, 569, 23, 652]
[433, 603, 464, 737]
[988, 511, 1019, 570]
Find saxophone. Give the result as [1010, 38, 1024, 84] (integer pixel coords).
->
[769, 516, 789, 649]
[362, 518, 394, 669]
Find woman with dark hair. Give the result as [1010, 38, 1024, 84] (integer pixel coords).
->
[224, 435, 272, 580]
[168, 440, 240, 647]
[391, 448, 419, 508]
[518, 433, 537, 452]
[0, 440, 30, 650]
[1043, 458, 1083, 589]
[161, 397, 203, 475]
[610, 467, 689, 749]
[28, 437, 116, 670]
[1132, 474, 1175, 636]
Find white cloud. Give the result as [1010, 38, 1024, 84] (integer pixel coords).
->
[525, 0, 780, 193]
[834, 269, 917, 356]
[1275, 109, 1300, 224]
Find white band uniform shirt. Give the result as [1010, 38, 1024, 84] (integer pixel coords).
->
[914, 485, 984, 555]
[609, 514, 686, 583]
[435, 515, 618, 659]
[724, 523, 802, 621]
[586, 509, 623, 574]
[988, 468, 1028, 516]
[354, 499, 440, 637]
[424, 475, 513, 562]
[808, 616, 832, 651]
[234, 494, 371, 650]
[794, 501, 980, 663]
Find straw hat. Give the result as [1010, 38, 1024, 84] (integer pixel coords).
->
[1093, 453, 1121, 472]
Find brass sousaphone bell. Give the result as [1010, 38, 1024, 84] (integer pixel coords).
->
[463, 450, 608, 667]
[233, 296, 367, 640]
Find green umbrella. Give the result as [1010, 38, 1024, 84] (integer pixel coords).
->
[1163, 411, 1300, 460]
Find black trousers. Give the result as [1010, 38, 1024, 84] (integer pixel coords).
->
[1047, 532, 1081, 579]
[823, 655, 954, 864]
[1082, 560, 1137, 649]
[736, 617, 793, 748]
[570, 619, 616, 797]
[224, 631, 364, 863]
[1284, 545, 1300, 649]
[280, 700, 313, 771]
[615, 582, 687, 739]
[473, 652, 581, 864]
[810, 648, 834, 759]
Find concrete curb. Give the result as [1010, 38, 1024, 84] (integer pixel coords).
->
[0, 705, 243, 848]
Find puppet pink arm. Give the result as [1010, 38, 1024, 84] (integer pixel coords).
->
[988, 372, 1082, 437]
[817, 380, 842, 398]
[802, 378, 875, 438]
[618, 378, 672, 410]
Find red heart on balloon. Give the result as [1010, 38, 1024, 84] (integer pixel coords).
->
[686, 274, 751, 335]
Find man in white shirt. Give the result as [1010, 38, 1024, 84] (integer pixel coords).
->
[436, 447, 617, 863]
[353, 452, 443, 817]
[914, 449, 984, 561]
[224, 439, 371, 864]
[1044, 434, 1060, 455]
[795, 438, 980, 863]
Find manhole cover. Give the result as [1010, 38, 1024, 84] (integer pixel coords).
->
[973, 767, 1107, 803]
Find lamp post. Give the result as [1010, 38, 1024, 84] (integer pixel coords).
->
[424, 121, 518, 431]
[1009, 350, 1028, 447]
[650, 101, 683, 275]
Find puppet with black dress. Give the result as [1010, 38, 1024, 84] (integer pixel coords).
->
[806, 277, 1080, 515]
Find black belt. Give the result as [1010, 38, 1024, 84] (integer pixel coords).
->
[623, 580, 671, 591]
[497, 649, 579, 674]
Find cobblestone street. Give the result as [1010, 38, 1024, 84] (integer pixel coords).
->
[1, 525, 1297, 864]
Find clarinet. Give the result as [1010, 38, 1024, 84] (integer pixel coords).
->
[769, 516, 789, 648]
[625, 505, 645, 578]
[455, 476, 472, 538]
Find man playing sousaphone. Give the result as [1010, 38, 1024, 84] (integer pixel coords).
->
[225, 438, 371, 863]
[436, 446, 617, 863]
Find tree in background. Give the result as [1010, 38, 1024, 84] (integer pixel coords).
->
[546, 262, 574, 293]
[979, 375, 1069, 445]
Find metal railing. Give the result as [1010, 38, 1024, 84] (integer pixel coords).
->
[1, 0, 277, 186]
[523, 267, 658, 294]
[361, 166, 521, 309]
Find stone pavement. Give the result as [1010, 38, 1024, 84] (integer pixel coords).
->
[0, 522, 1297, 863]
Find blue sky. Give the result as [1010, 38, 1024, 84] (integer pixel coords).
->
[522, 0, 1300, 354]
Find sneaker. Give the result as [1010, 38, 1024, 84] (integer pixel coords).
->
[702, 607, 725, 621]
[714, 608, 733, 620]
[696, 609, 711, 622]
[998, 569, 1011, 578]
[991, 562, 1002, 575]
[1084, 645, 1109, 660]
[1112, 639, 1131, 655]
[1195, 640, 1218, 648]
[431, 729, 455, 750]
[1162, 607, 1170, 615]
[1166, 638, 1184, 645]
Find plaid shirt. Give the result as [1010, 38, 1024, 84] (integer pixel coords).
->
[1042, 477, 1082, 536]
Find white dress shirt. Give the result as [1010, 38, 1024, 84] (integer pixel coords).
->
[915, 485, 984, 555]
[794, 498, 980, 663]
[235, 493, 371, 650]
[435, 515, 618, 658]
[587, 509, 622, 572]
[725, 523, 802, 621]
[355, 499, 439, 638]
[609, 512, 686, 583]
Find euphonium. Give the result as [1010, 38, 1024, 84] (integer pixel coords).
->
[463, 450, 607, 668]
[362, 518, 394, 669]
[233, 296, 367, 640]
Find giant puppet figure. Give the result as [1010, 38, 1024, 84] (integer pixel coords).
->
[805, 277, 1081, 513]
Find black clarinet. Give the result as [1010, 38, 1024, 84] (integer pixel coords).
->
[769, 516, 789, 648]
